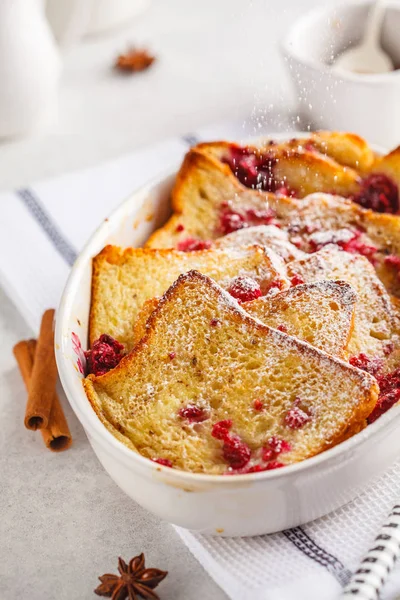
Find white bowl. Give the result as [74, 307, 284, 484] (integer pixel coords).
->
[282, 1, 400, 148]
[56, 135, 400, 537]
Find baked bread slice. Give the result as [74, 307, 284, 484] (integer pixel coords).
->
[243, 280, 356, 359]
[287, 246, 396, 359]
[278, 131, 376, 171]
[133, 280, 356, 359]
[213, 225, 306, 262]
[144, 148, 289, 248]
[84, 271, 378, 475]
[197, 140, 361, 198]
[145, 149, 400, 296]
[89, 244, 289, 348]
[199, 131, 376, 171]
[197, 136, 399, 211]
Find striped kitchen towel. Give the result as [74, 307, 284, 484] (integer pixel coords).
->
[2, 119, 400, 600]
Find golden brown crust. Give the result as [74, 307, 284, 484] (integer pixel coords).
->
[133, 297, 160, 344]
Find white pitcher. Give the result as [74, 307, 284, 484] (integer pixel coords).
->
[0, 0, 61, 138]
[45, 0, 150, 43]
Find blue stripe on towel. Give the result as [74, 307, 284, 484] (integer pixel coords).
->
[16, 188, 77, 267]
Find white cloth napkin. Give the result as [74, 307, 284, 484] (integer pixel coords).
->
[2, 120, 400, 600]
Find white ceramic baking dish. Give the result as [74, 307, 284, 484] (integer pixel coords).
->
[55, 135, 400, 537]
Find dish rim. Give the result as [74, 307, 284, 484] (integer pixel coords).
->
[55, 131, 400, 486]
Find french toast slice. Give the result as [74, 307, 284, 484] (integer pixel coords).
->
[279, 131, 376, 171]
[287, 246, 396, 359]
[197, 137, 399, 211]
[214, 225, 306, 262]
[89, 244, 289, 349]
[145, 149, 400, 296]
[243, 280, 356, 359]
[144, 148, 290, 248]
[198, 131, 375, 171]
[133, 280, 356, 359]
[197, 140, 361, 198]
[84, 271, 378, 475]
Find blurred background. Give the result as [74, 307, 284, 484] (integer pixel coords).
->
[0, 0, 332, 189]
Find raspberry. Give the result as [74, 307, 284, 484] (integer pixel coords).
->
[261, 436, 291, 462]
[261, 448, 274, 462]
[285, 402, 311, 429]
[219, 207, 247, 234]
[275, 186, 297, 197]
[242, 464, 269, 473]
[177, 237, 212, 252]
[253, 399, 264, 411]
[222, 145, 277, 191]
[269, 279, 285, 292]
[151, 458, 173, 468]
[222, 435, 251, 469]
[309, 229, 377, 262]
[218, 204, 276, 235]
[245, 207, 276, 224]
[85, 334, 125, 376]
[267, 435, 291, 455]
[352, 173, 399, 214]
[368, 390, 400, 424]
[227, 276, 262, 303]
[384, 342, 395, 356]
[265, 461, 284, 470]
[385, 254, 400, 268]
[349, 353, 383, 376]
[341, 231, 377, 262]
[365, 367, 400, 423]
[236, 461, 285, 474]
[290, 274, 304, 286]
[178, 404, 209, 423]
[210, 318, 221, 327]
[377, 367, 400, 395]
[211, 420, 232, 440]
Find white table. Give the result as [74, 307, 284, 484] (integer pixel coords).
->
[0, 0, 324, 597]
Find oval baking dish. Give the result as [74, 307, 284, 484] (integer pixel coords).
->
[55, 134, 400, 537]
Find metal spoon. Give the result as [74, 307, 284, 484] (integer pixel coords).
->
[334, 0, 393, 75]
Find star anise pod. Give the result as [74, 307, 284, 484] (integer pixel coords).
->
[95, 554, 168, 600]
[115, 48, 156, 73]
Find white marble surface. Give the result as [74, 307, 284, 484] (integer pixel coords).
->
[0, 0, 326, 597]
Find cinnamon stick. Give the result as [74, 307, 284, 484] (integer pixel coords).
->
[24, 309, 58, 430]
[13, 338, 72, 451]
